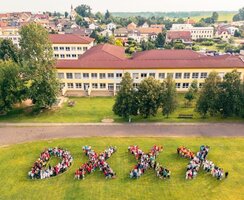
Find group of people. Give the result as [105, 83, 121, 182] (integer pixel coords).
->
[75, 146, 117, 180]
[28, 147, 73, 179]
[177, 146, 195, 159]
[178, 145, 227, 180]
[128, 145, 170, 179]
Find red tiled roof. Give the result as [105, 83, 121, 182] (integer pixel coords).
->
[167, 31, 192, 42]
[56, 44, 244, 70]
[48, 34, 94, 44]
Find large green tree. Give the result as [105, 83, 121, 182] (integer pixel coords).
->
[161, 76, 177, 117]
[155, 33, 165, 48]
[75, 4, 92, 18]
[0, 61, 26, 113]
[113, 72, 138, 120]
[19, 23, 59, 109]
[0, 39, 19, 63]
[137, 77, 162, 118]
[218, 70, 242, 117]
[233, 7, 244, 21]
[184, 80, 198, 106]
[196, 72, 221, 117]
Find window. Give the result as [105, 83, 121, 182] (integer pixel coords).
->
[200, 72, 207, 79]
[59, 47, 64, 50]
[100, 83, 106, 89]
[66, 73, 73, 79]
[133, 83, 139, 89]
[108, 83, 114, 91]
[66, 47, 70, 51]
[108, 73, 114, 78]
[54, 54, 59, 58]
[67, 83, 74, 88]
[75, 83, 82, 89]
[184, 73, 190, 79]
[91, 73, 97, 79]
[159, 73, 165, 79]
[74, 73, 81, 79]
[116, 83, 121, 91]
[66, 54, 71, 58]
[116, 73, 122, 79]
[199, 83, 204, 88]
[54, 47, 59, 51]
[60, 54, 65, 58]
[192, 73, 199, 79]
[58, 73, 64, 79]
[92, 83, 98, 89]
[77, 47, 82, 51]
[175, 83, 181, 88]
[182, 83, 189, 88]
[175, 73, 182, 79]
[71, 47, 76, 51]
[133, 73, 139, 79]
[83, 47, 88, 51]
[167, 73, 174, 78]
[141, 73, 147, 78]
[72, 54, 77, 58]
[83, 73, 89, 79]
[99, 73, 106, 79]
[149, 73, 155, 78]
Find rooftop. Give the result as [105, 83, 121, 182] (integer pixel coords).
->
[48, 34, 94, 44]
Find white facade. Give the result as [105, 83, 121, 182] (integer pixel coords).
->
[171, 24, 214, 40]
[106, 23, 116, 31]
[89, 23, 98, 30]
[226, 27, 239, 36]
[52, 42, 94, 60]
[100, 29, 113, 37]
[0, 35, 21, 47]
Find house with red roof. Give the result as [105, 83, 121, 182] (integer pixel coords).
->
[49, 34, 94, 60]
[166, 31, 192, 45]
[55, 44, 244, 96]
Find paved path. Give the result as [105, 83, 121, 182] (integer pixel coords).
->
[0, 123, 243, 146]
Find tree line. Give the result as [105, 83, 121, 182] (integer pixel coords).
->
[113, 71, 244, 121]
[0, 23, 59, 114]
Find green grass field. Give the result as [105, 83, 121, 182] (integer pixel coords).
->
[0, 95, 243, 123]
[189, 13, 235, 22]
[0, 137, 243, 200]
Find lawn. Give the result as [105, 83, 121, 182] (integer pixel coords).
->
[189, 12, 236, 22]
[0, 137, 243, 200]
[0, 94, 243, 123]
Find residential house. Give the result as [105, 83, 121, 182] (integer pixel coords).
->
[127, 22, 137, 30]
[166, 31, 192, 45]
[106, 22, 116, 31]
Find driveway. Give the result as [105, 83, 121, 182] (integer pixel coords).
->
[0, 123, 243, 146]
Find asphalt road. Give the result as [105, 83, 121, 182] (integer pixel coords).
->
[0, 123, 243, 146]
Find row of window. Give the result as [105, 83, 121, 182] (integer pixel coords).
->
[62, 82, 204, 90]
[53, 46, 88, 51]
[192, 35, 212, 38]
[191, 30, 213, 34]
[54, 54, 80, 58]
[58, 72, 208, 80]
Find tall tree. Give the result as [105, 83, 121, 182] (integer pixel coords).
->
[196, 72, 221, 117]
[75, 4, 92, 18]
[0, 61, 26, 113]
[64, 11, 69, 18]
[212, 12, 219, 23]
[218, 70, 242, 117]
[0, 39, 19, 63]
[233, 7, 244, 21]
[113, 72, 138, 120]
[161, 76, 177, 117]
[19, 23, 59, 109]
[155, 33, 165, 48]
[105, 10, 111, 20]
[184, 80, 198, 107]
[137, 77, 162, 118]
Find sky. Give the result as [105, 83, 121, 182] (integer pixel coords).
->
[0, 0, 243, 13]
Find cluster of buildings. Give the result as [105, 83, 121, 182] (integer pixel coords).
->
[114, 22, 164, 43]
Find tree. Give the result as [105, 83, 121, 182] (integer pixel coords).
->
[184, 80, 198, 106]
[234, 30, 241, 37]
[212, 12, 219, 23]
[174, 42, 185, 49]
[137, 77, 162, 118]
[105, 10, 111, 20]
[0, 39, 19, 63]
[113, 72, 138, 120]
[115, 39, 123, 47]
[64, 12, 69, 18]
[75, 4, 92, 18]
[0, 61, 26, 113]
[19, 23, 59, 109]
[233, 7, 244, 21]
[161, 76, 177, 117]
[141, 40, 156, 51]
[155, 33, 165, 48]
[196, 72, 221, 117]
[217, 70, 242, 117]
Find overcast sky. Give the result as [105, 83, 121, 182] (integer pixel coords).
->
[1, 0, 243, 13]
